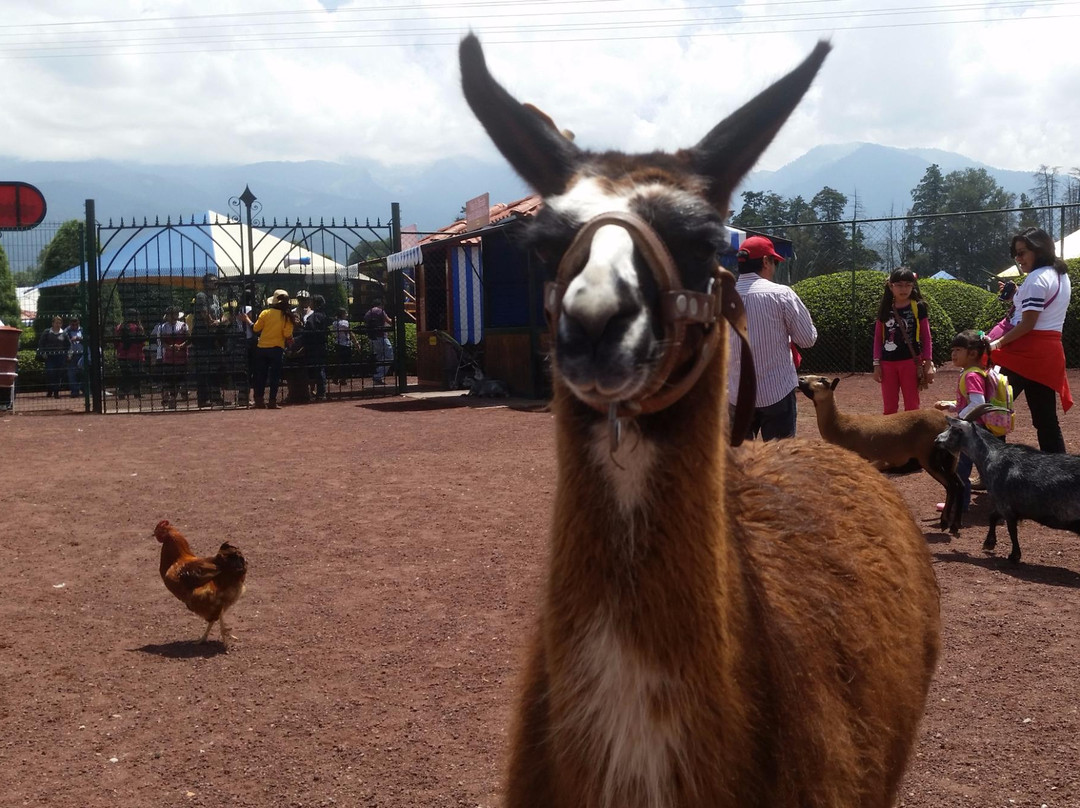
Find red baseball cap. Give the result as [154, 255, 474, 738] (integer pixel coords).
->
[738, 235, 784, 262]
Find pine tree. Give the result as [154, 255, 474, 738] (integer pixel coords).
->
[0, 243, 20, 325]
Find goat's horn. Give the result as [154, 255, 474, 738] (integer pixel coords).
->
[963, 402, 1008, 421]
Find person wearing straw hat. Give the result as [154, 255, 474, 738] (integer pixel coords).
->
[251, 290, 295, 409]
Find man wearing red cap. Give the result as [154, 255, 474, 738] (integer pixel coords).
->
[727, 235, 817, 440]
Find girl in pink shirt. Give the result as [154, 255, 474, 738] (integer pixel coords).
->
[872, 266, 935, 413]
[934, 330, 1006, 512]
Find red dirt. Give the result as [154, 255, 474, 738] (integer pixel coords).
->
[3, 371, 1079, 807]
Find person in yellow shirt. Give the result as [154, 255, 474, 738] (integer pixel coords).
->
[251, 290, 296, 409]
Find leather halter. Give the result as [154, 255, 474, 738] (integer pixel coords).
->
[542, 211, 757, 447]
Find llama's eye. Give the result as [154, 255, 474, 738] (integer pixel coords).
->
[689, 242, 718, 263]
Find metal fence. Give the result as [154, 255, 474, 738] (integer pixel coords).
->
[7, 202, 1080, 413]
[4, 198, 410, 413]
[753, 203, 1080, 373]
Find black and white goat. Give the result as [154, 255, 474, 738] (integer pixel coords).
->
[937, 404, 1080, 564]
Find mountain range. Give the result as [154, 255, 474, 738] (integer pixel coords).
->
[1, 142, 1039, 268]
[0, 155, 532, 239]
[740, 142, 1036, 216]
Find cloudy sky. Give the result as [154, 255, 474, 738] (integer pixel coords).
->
[3, 0, 1078, 176]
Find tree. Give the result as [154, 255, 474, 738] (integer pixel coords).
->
[1066, 169, 1080, 234]
[33, 220, 86, 333]
[0, 243, 19, 325]
[806, 187, 851, 275]
[11, 267, 41, 287]
[1017, 193, 1040, 232]
[346, 236, 393, 289]
[908, 164, 948, 278]
[1031, 165, 1061, 236]
[938, 168, 1013, 283]
[731, 191, 791, 231]
[904, 167, 1013, 283]
[346, 236, 393, 267]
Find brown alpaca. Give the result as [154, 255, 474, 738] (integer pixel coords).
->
[798, 375, 964, 532]
[460, 34, 940, 808]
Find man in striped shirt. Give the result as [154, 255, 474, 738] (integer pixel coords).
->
[727, 235, 817, 441]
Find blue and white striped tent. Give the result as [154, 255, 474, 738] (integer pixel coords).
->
[450, 243, 483, 345]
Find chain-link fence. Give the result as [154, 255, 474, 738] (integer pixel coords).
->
[754, 204, 1080, 373]
[1, 220, 88, 412]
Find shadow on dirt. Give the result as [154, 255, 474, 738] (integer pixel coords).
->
[358, 397, 547, 413]
[922, 529, 956, 545]
[932, 549, 1080, 589]
[133, 640, 228, 658]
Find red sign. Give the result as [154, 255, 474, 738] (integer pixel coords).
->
[400, 224, 419, 250]
[0, 182, 47, 230]
[465, 193, 490, 232]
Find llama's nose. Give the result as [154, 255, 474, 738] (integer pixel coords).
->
[559, 225, 640, 346]
[563, 278, 623, 342]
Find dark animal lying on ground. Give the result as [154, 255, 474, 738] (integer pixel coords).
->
[466, 369, 510, 398]
[936, 403, 1080, 564]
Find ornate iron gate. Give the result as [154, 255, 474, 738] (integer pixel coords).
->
[67, 197, 402, 413]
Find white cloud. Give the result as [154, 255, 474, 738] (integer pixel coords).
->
[2, 0, 1079, 176]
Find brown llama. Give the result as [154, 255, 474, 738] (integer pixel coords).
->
[460, 34, 940, 808]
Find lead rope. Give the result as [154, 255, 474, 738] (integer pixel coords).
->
[722, 269, 756, 448]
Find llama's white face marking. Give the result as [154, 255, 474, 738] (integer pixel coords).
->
[546, 177, 678, 405]
[589, 421, 656, 518]
[563, 615, 682, 808]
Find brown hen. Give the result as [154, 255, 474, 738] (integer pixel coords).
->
[154, 520, 247, 649]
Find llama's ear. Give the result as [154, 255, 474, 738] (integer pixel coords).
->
[460, 33, 582, 197]
[688, 41, 830, 210]
[830, 377, 840, 390]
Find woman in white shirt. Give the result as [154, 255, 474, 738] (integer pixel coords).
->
[990, 227, 1072, 452]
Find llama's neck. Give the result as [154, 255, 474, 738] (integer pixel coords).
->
[547, 356, 733, 657]
[813, 397, 854, 443]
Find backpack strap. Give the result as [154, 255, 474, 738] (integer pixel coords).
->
[959, 365, 986, 397]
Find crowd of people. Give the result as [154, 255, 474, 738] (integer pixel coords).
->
[728, 227, 1072, 519]
[34, 272, 397, 408]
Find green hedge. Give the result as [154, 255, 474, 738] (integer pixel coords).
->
[1063, 258, 1080, 367]
[792, 261, 1080, 372]
[792, 270, 953, 372]
[918, 279, 1000, 335]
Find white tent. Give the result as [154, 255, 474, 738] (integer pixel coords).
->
[15, 286, 38, 321]
[996, 226, 1080, 277]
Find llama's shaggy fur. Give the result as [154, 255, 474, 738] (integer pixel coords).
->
[460, 33, 941, 808]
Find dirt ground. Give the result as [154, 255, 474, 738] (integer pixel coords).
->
[2, 370, 1079, 808]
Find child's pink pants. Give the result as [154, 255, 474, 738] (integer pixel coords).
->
[880, 359, 921, 414]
